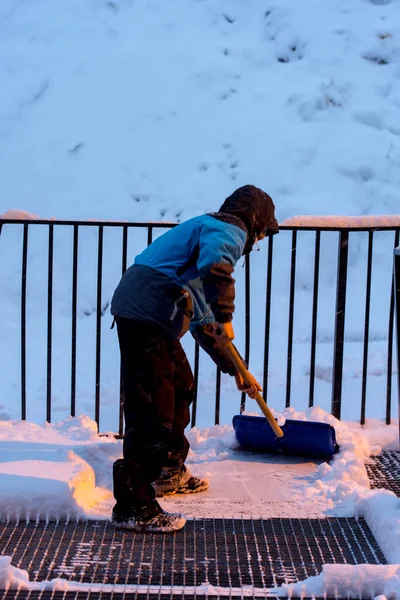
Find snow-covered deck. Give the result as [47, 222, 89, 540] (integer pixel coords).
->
[1, 412, 400, 597]
[0, 515, 386, 598]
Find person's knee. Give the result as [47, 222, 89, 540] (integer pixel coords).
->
[123, 425, 171, 462]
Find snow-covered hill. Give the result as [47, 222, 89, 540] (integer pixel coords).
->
[1, 0, 399, 222]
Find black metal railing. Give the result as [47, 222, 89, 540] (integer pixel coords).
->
[395, 246, 400, 441]
[1, 218, 399, 433]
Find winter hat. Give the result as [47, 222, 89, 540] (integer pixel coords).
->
[219, 185, 279, 254]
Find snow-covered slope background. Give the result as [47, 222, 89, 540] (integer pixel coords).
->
[1, 0, 400, 221]
[1, 0, 400, 431]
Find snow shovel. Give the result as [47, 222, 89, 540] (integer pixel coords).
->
[225, 342, 284, 438]
[225, 342, 339, 458]
[233, 415, 339, 458]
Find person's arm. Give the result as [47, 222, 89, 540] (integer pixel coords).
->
[192, 218, 261, 397]
[190, 324, 242, 375]
[191, 325, 261, 398]
[196, 218, 245, 325]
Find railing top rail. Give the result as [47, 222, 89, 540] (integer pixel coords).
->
[2, 218, 400, 232]
[0, 219, 177, 228]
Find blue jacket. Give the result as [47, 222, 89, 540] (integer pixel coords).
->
[111, 185, 279, 374]
[111, 213, 247, 338]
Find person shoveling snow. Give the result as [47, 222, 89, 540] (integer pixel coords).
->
[110, 185, 279, 532]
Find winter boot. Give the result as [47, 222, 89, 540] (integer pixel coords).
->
[112, 458, 136, 521]
[111, 499, 186, 533]
[154, 465, 190, 497]
[154, 466, 209, 497]
[175, 474, 209, 495]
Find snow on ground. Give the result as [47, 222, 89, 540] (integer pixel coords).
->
[276, 564, 400, 599]
[1, 407, 398, 524]
[1, 409, 400, 595]
[2, 559, 400, 599]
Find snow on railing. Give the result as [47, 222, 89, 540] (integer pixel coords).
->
[3, 211, 400, 230]
[283, 215, 400, 228]
[0, 209, 39, 220]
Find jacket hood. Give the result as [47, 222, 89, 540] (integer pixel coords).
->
[218, 185, 279, 254]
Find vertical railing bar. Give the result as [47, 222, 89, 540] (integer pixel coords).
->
[331, 230, 349, 420]
[70, 225, 79, 417]
[240, 254, 251, 413]
[147, 226, 153, 246]
[215, 368, 221, 425]
[286, 230, 297, 408]
[361, 231, 374, 425]
[263, 235, 274, 404]
[394, 245, 400, 443]
[191, 343, 200, 428]
[122, 225, 128, 274]
[386, 230, 400, 425]
[21, 224, 29, 420]
[119, 225, 128, 437]
[309, 231, 321, 407]
[46, 223, 54, 423]
[95, 225, 104, 430]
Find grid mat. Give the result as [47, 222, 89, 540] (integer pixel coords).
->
[0, 517, 385, 596]
[0, 595, 361, 600]
[366, 451, 400, 496]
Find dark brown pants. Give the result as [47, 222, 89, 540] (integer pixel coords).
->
[113, 317, 194, 515]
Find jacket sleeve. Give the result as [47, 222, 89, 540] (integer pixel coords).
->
[196, 219, 246, 323]
[191, 324, 246, 376]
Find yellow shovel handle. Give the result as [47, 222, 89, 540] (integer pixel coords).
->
[225, 342, 284, 438]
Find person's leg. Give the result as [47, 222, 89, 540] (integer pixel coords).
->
[153, 339, 193, 494]
[154, 340, 209, 496]
[112, 317, 185, 531]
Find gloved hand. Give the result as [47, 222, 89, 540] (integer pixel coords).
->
[210, 322, 235, 346]
[235, 373, 262, 399]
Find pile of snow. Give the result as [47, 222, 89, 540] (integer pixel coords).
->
[0, 450, 109, 522]
[0, 556, 69, 592]
[186, 424, 236, 461]
[0, 416, 118, 521]
[275, 564, 400, 599]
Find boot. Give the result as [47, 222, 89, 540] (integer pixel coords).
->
[112, 459, 136, 519]
[112, 499, 186, 533]
[175, 474, 209, 495]
[154, 465, 209, 497]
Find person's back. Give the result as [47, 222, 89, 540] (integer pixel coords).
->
[111, 213, 247, 338]
[111, 186, 278, 339]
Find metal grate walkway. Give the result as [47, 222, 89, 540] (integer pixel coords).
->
[366, 450, 400, 496]
[0, 594, 249, 600]
[0, 517, 385, 599]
